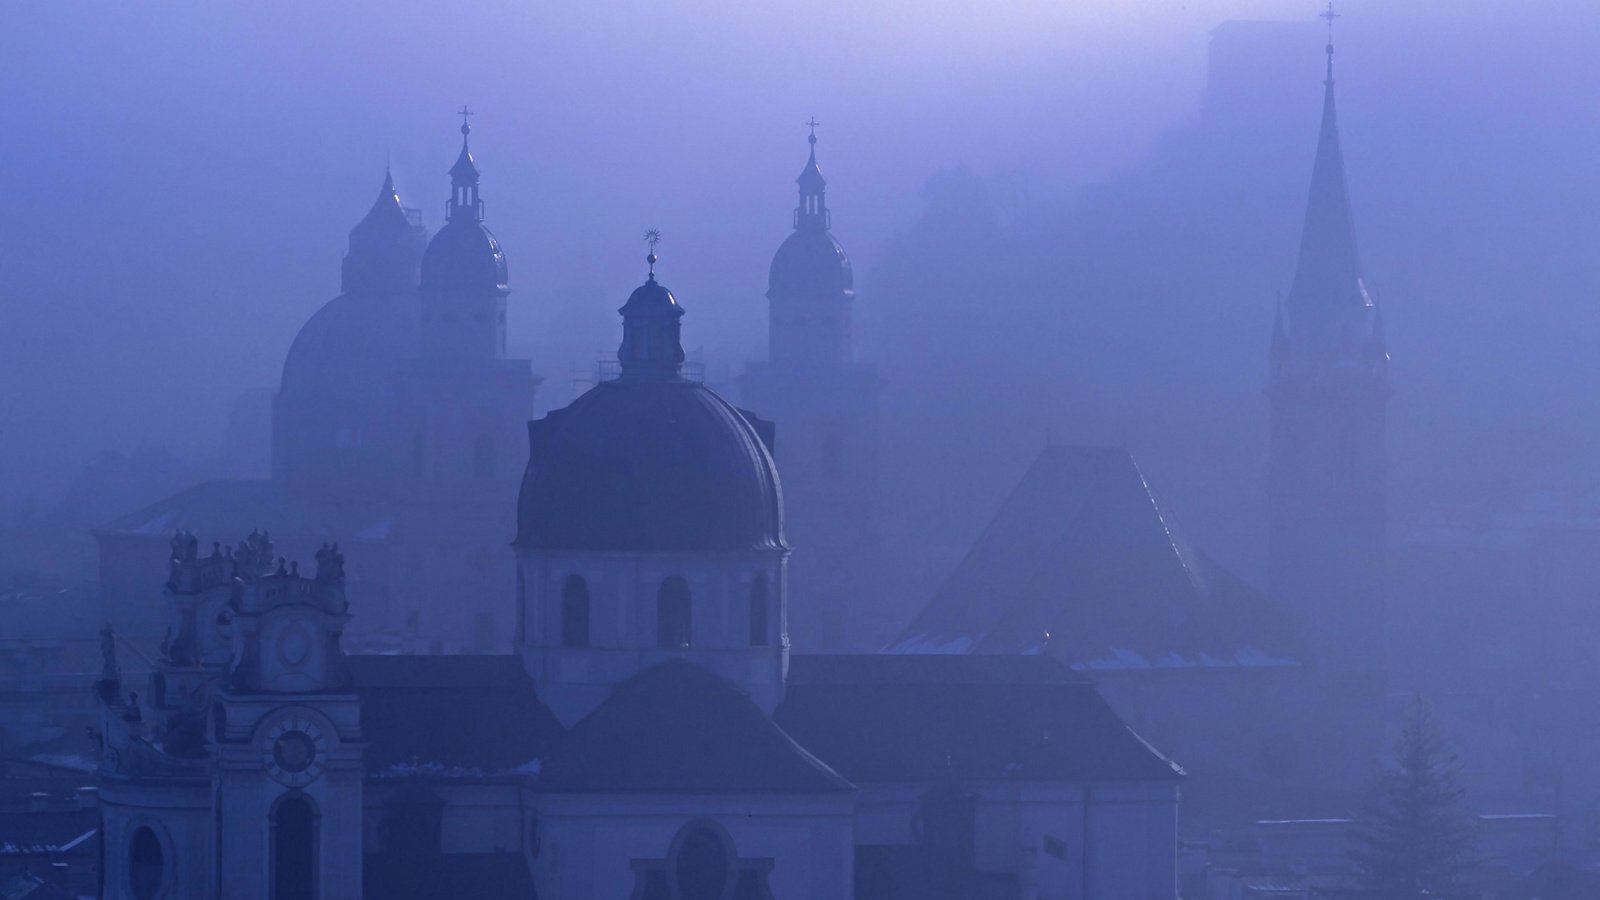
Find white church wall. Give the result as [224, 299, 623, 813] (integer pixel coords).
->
[517, 549, 788, 724]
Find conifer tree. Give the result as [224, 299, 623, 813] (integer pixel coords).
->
[1351, 697, 1477, 899]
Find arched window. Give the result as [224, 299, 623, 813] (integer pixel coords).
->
[272, 794, 317, 900]
[657, 577, 692, 648]
[128, 826, 164, 900]
[672, 821, 734, 900]
[472, 434, 495, 479]
[748, 575, 770, 647]
[561, 575, 590, 648]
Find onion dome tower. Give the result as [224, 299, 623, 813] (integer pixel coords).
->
[1266, 2, 1388, 793]
[391, 110, 539, 652]
[741, 122, 884, 651]
[418, 107, 509, 361]
[766, 121, 855, 367]
[516, 241, 789, 726]
[274, 167, 428, 503]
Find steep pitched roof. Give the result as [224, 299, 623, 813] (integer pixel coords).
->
[777, 653, 1182, 783]
[1285, 66, 1365, 317]
[536, 660, 852, 795]
[350, 654, 563, 775]
[894, 445, 1298, 669]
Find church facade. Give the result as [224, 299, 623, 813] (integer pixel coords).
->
[94, 251, 1182, 900]
[94, 118, 537, 655]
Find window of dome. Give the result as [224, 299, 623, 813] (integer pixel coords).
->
[562, 575, 590, 648]
[657, 577, 692, 648]
[672, 823, 732, 900]
[129, 826, 164, 900]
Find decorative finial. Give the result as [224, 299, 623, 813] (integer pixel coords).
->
[644, 228, 661, 278]
[458, 104, 474, 136]
[805, 116, 820, 146]
[1320, 1, 1339, 83]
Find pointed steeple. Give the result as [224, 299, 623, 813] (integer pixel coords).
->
[1285, 2, 1367, 316]
[794, 118, 829, 231]
[342, 166, 428, 294]
[448, 105, 483, 223]
[617, 230, 686, 380]
[360, 165, 409, 228]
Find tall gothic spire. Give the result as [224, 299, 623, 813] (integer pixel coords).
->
[794, 118, 829, 231]
[1285, 2, 1367, 317]
[448, 105, 483, 223]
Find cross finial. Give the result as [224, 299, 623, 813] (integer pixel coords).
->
[644, 228, 661, 278]
[459, 104, 474, 136]
[805, 117, 820, 145]
[1321, 1, 1339, 82]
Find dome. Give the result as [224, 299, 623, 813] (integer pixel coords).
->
[767, 227, 853, 300]
[516, 378, 785, 553]
[420, 219, 508, 295]
[280, 292, 419, 397]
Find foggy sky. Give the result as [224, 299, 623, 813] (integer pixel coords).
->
[5, 0, 1600, 583]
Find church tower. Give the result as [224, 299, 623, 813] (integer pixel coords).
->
[97, 537, 364, 900]
[1267, 6, 1388, 728]
[741, 124, 884, 650]
[516, 244, 789, 726]
[392, 111, 540, 651]
[274, 168, 428, 504]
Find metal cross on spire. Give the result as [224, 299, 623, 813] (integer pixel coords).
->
[805, 117, 820, 144]
[459, 104, 474, 135]
[644, 228, 662, 277]
[1317, 2, 1341, 85]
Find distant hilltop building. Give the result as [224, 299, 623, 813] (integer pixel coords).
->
[94, 251, 1182, 900]
[741, 124, 886, 650]
[94, 115, 538, 654]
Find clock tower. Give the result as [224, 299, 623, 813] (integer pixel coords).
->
[97, 533, 366, 900]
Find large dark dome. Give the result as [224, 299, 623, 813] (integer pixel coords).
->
[420, 220, 508, 295]
[280, 292, 419, 397]
[516, 379, 785, 553]
[767, 228, 853, 300]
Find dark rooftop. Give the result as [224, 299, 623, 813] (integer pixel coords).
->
[777, 652, 1183, 784]
[895, 444, 1299, 670]
[537, 660, 851, 795]
[350, 654, 563, 775]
